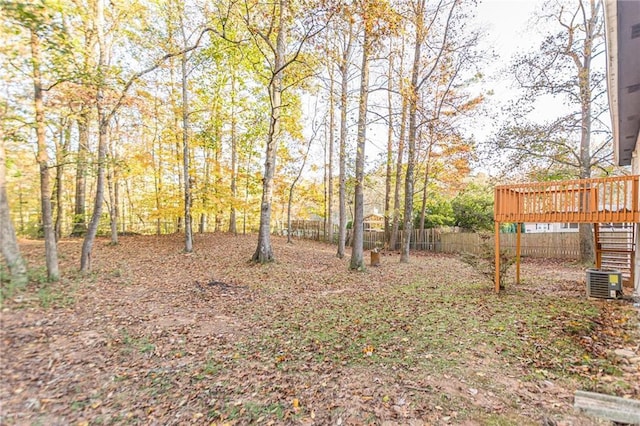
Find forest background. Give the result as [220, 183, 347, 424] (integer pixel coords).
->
[0, 0, 627, 282]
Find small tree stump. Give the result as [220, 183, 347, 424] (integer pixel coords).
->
[370, 249, 381, 266]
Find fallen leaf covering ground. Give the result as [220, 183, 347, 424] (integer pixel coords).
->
[1, 233, 639, 425]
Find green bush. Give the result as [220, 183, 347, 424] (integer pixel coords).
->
[452, 184, 494, 232]
[460, 233, 515, 289]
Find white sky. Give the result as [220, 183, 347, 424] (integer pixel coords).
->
[468, 0, 548, 140]
[474, 0, 542, 60]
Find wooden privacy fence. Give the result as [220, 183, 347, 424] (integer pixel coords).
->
[357, 229, 441, 251]
[438, 232, 581, 259]
[285, 220, 592, 260]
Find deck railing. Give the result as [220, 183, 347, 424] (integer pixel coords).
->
[495, 175, 640, 224]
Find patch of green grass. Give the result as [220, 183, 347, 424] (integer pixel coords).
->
[0, 268, 28, 305]
[247, 280, 492, 372]
[1, 265, 78, 309]
[119, 329, 155, 355]
[245, 275, 621, 387]
[70, 399, 89, 411]
[243, 401, 287, 421]
[37, 283, 76, 309]
[481, 413, 527, 426]
[0, 264, 9, 284]
[28, 266, 49, 284]
[203, 354, 223, 375]
[144, 371, 174, 397]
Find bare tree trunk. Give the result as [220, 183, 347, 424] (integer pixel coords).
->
[80, 0, 107, 272]
[31, 29, 59, 281]
[243, 150, 253, 235]
[71, 113, 89, 236]
[577, 0, 597, 264]
[81, 109, 107, 271]
[106, 122, 119, 244]
[252, 0, 287, 263]
[213, 111, 223, 233]
[401, 0, 425, 263]
[72, 8, 95, 237]
[107, 162, 118, 244]
[384, 51, 394, 245]
[168, 57, 183, 234]
[0, 130, 28, 286]
[153, 125, 163, 236]
[389, 41, 407, 251]
[287, 126, 315, 244]
[349, 30, 370, 271]
[337, 22, 353, 259]
[200, 144, 211, 234]
[327, 65, 335, 244]
[181, 49, 192, 252]
[418, 140, 433, 232]
[54, 120, 70, 241]
[229, 75, 238, 234]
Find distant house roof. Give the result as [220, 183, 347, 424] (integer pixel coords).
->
[364, 214, 384, 230]
[604, 0, 640, 166]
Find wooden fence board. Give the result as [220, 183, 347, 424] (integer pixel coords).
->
[283, 220, 584, 260]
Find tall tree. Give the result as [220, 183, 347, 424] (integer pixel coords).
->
[80, 0, 108, 271]
[71, 109, 90, 236]
[351, 0, 397, 270]
[250, 0, 288, 263]
[401, 0, 458, 263]
[228, 73, 238, 234]
[389, 38, 407, 251]
[326, 61, 335, 244]
[0, 118, 28, 287]
[222, 0, 326, 262]
[495, 0, 607, 263]
[52, 116, 71, 241]
[1, 1, 69, 281]
[349, 12, 371, 270]
[287, 120, 318, 244]
[384, 47, 394, 244]
[179, 6, 194, 252]
[32, 28, 59, 280]
[334, 15, 354, 259]
[68, 2, 97, 238]
[416, 56, 482, 233]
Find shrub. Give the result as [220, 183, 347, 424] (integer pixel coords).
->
[460, 233, 515, 290]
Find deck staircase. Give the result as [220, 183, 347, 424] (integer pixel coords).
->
[595, 224, 636, 287]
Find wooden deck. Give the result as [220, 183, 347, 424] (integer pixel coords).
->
[494, 175, 640, 293]
[495, 176, 639, 224]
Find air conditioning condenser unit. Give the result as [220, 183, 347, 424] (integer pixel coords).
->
[586, 269, 622, 299]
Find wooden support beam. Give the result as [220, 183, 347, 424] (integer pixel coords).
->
[634, 223, 639, 294]
[516, 223, 521, 285]
[593, 223, 601, 269]
[574, 390, 640, 424]
[495, 221, 500, 293]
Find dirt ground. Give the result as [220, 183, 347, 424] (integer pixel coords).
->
[1, 233, 639, 425]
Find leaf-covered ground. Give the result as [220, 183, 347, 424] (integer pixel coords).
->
[1, 233, 639, 425]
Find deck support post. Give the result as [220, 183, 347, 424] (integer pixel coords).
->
[593, 223, 601, 269]
[634, 223, 639, 295]
[495, 221, 500, 293]
[516, 222, 521, 285]
[634, 169, 639, 295]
